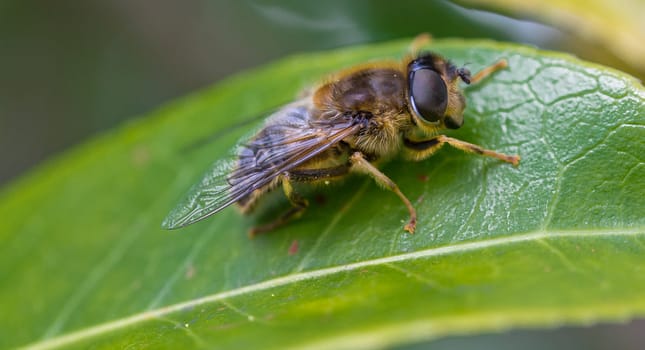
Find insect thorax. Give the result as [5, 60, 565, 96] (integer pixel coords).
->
[314, 67, 407, 115]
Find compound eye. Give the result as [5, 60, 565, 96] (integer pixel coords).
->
[409, 69, 448, 123]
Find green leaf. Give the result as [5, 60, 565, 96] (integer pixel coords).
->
[1, 38, 643, 349]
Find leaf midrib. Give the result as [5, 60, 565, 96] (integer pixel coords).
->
[25, 227, 644, 350]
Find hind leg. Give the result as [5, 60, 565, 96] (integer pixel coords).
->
[248, 165, 350, 237]
[248, 173, 308, 238]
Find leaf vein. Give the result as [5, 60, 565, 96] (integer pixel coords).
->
[24, 227, 644, 350]
[41, 172, 192, 340]
[384, 263, 445, 291]
[453, 160, 488, 241]
[147, 212, 229, 310]
[219, 300, 261, 324]
[536, 239, 578, 272]
[293, 181, 370, 273]
[157, 316, 208, 348]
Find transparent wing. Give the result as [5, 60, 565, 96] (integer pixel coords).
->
[162, 101, 359, 229]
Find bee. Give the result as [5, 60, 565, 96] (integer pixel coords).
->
[162, 34, 520, 236]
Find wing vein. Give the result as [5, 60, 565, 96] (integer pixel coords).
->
[162, 103, 360, 229]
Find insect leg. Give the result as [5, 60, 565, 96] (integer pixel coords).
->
[248, 173, 309, 238]
[248, 165, 353, 237]
[470, 59, 508, 84]
[404, 135, 520, 166]
[349, 152, 417, 234]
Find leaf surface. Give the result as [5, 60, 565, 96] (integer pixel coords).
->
[1, 38, 643, 349]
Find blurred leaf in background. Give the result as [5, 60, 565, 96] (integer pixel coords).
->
[459, 0, 645, 79]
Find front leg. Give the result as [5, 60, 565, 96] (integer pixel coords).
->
[404, 135, 520, 166]
[470, 59, 508, 84]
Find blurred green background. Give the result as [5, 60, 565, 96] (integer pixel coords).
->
[6, 0, 644, 186]
[1, 0, 643, 348]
